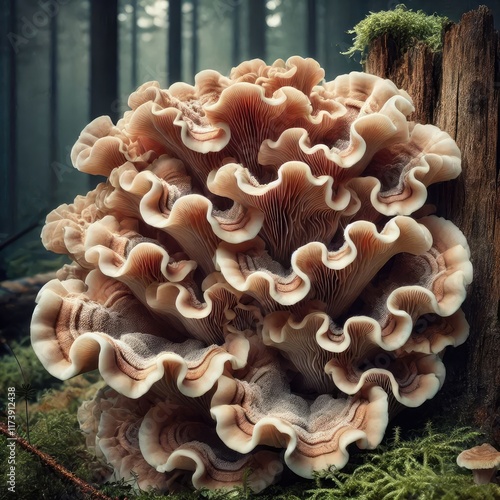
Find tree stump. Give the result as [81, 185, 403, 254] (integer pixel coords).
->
[366, 6, 500, 445]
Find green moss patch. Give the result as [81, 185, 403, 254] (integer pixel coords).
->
[308, 424, 500, 500]
[343, 4, 450, 62]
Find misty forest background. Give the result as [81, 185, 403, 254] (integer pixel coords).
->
[1, 0, 499, 279]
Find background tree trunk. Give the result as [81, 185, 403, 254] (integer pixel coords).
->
[0, 1, 17, 242]
[366, 6, 500, 446]
[89, 0, 118, 190]
[248, 0, 266, 60]
[90, 0, 118, 122]
[168, 0, 182, 84]
[307, 0, 317, 59]
[231, 0, 240, 68]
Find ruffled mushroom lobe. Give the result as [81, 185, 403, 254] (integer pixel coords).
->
[210, 358, 389, 478]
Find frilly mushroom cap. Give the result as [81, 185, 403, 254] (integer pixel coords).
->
[31, 56, 471, 491]
[209, 343, 389, 477]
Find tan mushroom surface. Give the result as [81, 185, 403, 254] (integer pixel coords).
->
[78, 386, 282, 493]
[31, 56, 472, 492]
[457, 443, 500, 484]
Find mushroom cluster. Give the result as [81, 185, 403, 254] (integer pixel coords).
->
[31, 57, 472, 492]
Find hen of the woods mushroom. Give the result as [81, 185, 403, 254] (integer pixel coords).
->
[31, 57, 472, 493]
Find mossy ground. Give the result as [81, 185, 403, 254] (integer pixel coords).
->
[343, 4, 450, 62]
[1, 340, 499, 499]
[1, 238, 69, 280]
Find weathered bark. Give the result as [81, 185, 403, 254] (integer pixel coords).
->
[366, 6, 500, 445]
[366, 35, 437, 124]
